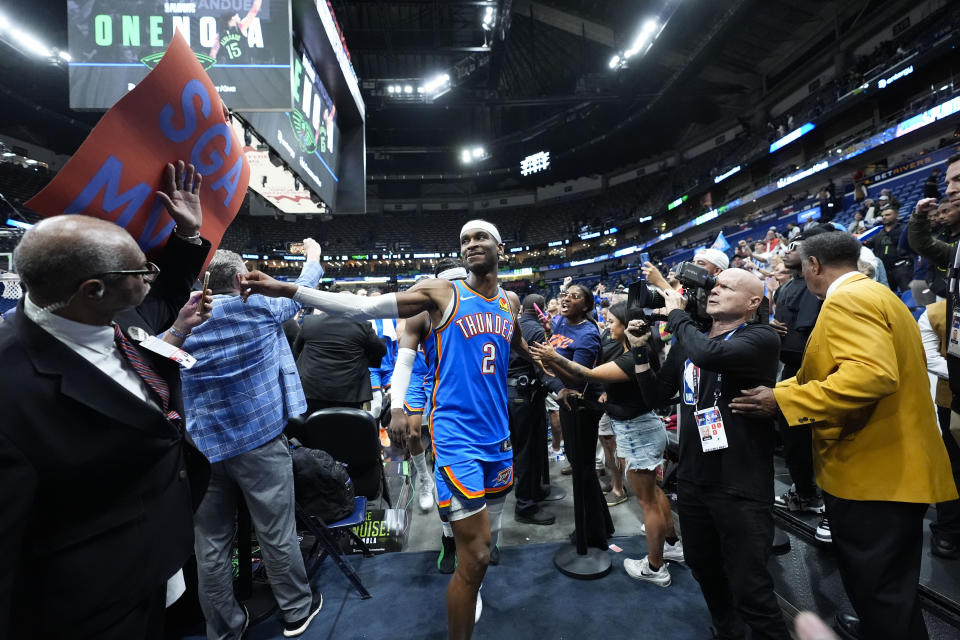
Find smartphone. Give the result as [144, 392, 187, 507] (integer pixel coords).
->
[640, 252, 650, 265]
[532, 302, 547, 319]
[289, 241, 305, 255]
[202, 271, 211, 292]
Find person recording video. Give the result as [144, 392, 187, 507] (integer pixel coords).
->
[641, 249, 729, 330]
[626, 268, 789, 639]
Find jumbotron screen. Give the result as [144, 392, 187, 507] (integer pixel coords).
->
[67, 0, 294, 111]
[243, 49, 341, 209]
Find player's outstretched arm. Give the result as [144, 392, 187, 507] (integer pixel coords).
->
[239, 270, 451, 320]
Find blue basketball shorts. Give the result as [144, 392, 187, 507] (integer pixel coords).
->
[435, 458, 513, 521]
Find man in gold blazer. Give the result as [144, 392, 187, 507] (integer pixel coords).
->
[731, 230, 957, 640]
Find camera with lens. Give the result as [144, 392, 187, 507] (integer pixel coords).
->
[627, 260, 713, 315]
[627, 260, 767, 329]
[674, 261, 716, 290]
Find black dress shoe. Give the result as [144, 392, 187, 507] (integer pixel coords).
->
[515, 509, 556, 525]
[834, 613, 861, 640]
[931, 534, 960, 559]
[539, 485, 566, 502]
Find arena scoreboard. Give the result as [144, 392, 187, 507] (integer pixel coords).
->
[67, 0, 295, 111]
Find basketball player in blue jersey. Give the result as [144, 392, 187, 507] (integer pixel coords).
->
[368, 316, 398, 418]
[389, 259, 474, 574]
[239, 220, 531, 640]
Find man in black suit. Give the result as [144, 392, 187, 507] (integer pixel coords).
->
[0, 162, 211, 639]
[294, 301, 387, 414]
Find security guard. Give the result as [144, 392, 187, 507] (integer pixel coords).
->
[508, 294, 558, 524]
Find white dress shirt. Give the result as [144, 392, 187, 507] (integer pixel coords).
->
[825, 271, 860, 299]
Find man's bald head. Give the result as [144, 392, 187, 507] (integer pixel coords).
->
[14, 215, 141, 305]
[721, 268, 764, 297]
[706, 267, 764, 323]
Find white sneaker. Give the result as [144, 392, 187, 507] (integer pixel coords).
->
[815, 516, 832, 543]
[416, 474, 435, 512]
[475, 591, 482, 623]
[624, 555, 671, 587]
[662, 539, 685, 563]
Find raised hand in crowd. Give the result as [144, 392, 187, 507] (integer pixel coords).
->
[162, 287, 214, 346]
[641, 261, 671, 291]
[156, 160, 203, 238]
[913, 197, 938, 218]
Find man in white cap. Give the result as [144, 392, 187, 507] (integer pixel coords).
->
[237, 219, 531, 640]
[693, 248, 729, 274]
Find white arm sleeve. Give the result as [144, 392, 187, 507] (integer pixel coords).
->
[390, 348, 417, 410]
[919, 311, 949, 380]
[293, 288, 399, 319]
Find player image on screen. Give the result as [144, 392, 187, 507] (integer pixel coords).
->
[66, 0, 293, 110]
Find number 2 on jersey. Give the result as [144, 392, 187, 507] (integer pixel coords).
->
[481, 343, 496, 374]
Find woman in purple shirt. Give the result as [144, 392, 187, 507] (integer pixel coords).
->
[544, 283, 613, 550]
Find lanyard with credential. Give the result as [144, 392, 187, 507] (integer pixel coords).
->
[688, 323, 747, 412]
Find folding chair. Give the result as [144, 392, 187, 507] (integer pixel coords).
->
[298, 408, 392, 507]
[296, 496, 373, 599]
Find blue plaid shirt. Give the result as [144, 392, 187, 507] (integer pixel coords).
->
[182, 261, 323, 462]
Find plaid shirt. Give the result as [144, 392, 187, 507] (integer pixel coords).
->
[182, 261, 322, 462]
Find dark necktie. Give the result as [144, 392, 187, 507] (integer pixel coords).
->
[113, 324, 183, 425]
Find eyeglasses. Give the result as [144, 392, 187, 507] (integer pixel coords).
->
[559, 291, 584, 300]
[786, 241, 800, 253]
[90, 262, 161, 283]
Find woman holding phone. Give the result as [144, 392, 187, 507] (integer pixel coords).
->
[538, 283, 613, 550]
[531, 302, 683, 586]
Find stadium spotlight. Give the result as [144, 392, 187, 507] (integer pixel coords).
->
[404, 85, 413, 94]
[608, 55, 621, 70]
[7, 24, 53, 59]
[472, 146, 485, 158]
[623, 18, 659, 59]
[461, 149, 473, 164]
[56, 50, 71, 62]
[387, 85, 396, 94]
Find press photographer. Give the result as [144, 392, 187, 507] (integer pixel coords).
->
[628, 268, 789, 639]
[636, 249, 746, 331]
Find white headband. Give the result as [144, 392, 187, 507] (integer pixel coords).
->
[438, 267, 468, 280]
[460, 219, 502, 244]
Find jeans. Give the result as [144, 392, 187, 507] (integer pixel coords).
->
[610, 411, 666, 472]
[194, 436, 313, 640]
[678, 482, 790, 640]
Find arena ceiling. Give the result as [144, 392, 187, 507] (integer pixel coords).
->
[0, 0, 918, 194]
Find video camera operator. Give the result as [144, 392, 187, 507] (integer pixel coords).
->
[627, 268, 789, 639]
[642, 249, 729, 331]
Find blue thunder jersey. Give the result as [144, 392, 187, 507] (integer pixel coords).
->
[423, 279, 515, 466]
[369, 318, 398, 379]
